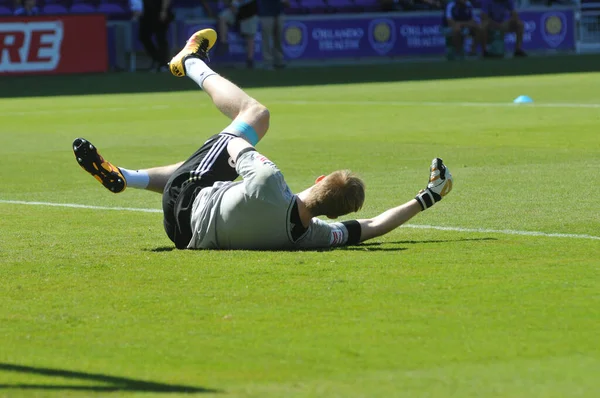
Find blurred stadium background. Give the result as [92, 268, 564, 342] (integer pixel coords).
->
[0, 0, 599, 74]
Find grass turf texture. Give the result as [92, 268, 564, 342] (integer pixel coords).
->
[1, 58, 599, 397]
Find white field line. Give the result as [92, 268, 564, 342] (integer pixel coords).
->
[0, 200, 161, 214]
[402, 224, 600, 241]
[1, 199, 598, 241]
[1, 101, 600, 117]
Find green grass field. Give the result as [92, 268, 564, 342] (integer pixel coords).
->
[1, 58, 599, 397]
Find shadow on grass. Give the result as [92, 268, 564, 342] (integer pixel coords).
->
[392, 237, 497, 244]
[148, 246, 176, 252]
[341, 245, 409, 252]
[340, 237, 497, 251]
[146, 238, 496, 253]
[0, 363, 218, 394]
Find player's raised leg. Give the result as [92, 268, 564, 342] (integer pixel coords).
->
[74, 29, 269, 196]
[72, 138, 182, 194]
[168, 28, 270, 145]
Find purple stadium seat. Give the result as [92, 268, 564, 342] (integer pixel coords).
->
[301, 0, 328, 13]
[0, 5, 12, 15]
[353, 0, 380, 11]
[42, 4, 69, 14]
[97, 2, 128, 15]
[285, 0, 305, 14]
[70, 3, 97, 12]
[99, 0, 129, 4]
[327, 0, 361, 12]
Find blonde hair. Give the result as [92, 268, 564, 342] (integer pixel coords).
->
[305, 170, 365, 218]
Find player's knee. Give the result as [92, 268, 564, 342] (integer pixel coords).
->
[255, 103, 270, 127]
[247, 101, 270, 134]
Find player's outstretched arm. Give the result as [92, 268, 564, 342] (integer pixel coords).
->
[355, 200, 422, 242]
[353, 158, 453, 243]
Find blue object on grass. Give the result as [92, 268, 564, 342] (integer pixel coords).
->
[514, 95, 534, 104]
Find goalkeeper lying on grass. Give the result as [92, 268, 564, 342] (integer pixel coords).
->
[73, 29, 453, 250]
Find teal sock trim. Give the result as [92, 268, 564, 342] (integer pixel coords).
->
[226, 120, 259, 146]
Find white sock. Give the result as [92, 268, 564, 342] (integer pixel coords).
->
[119, 168, 150, 190]
[184, 57, 217, 89]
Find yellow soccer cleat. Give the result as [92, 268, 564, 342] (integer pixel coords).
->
[73, 138, 126, 194]
[169, 28, 217, 77]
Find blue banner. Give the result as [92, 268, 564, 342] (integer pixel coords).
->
[278, 10, 576, 59]
[112, 8, 575, 68]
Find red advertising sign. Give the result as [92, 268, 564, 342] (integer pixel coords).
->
[0, 14, 108, 75]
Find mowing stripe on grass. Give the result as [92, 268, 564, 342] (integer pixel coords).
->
[276, 100, 600, 109]
[1, 199, 598, 241]
[2, 101, 600, 117]
[0, 104, 171, 116]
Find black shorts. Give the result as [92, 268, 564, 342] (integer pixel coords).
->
[162, 133, 239, 249]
